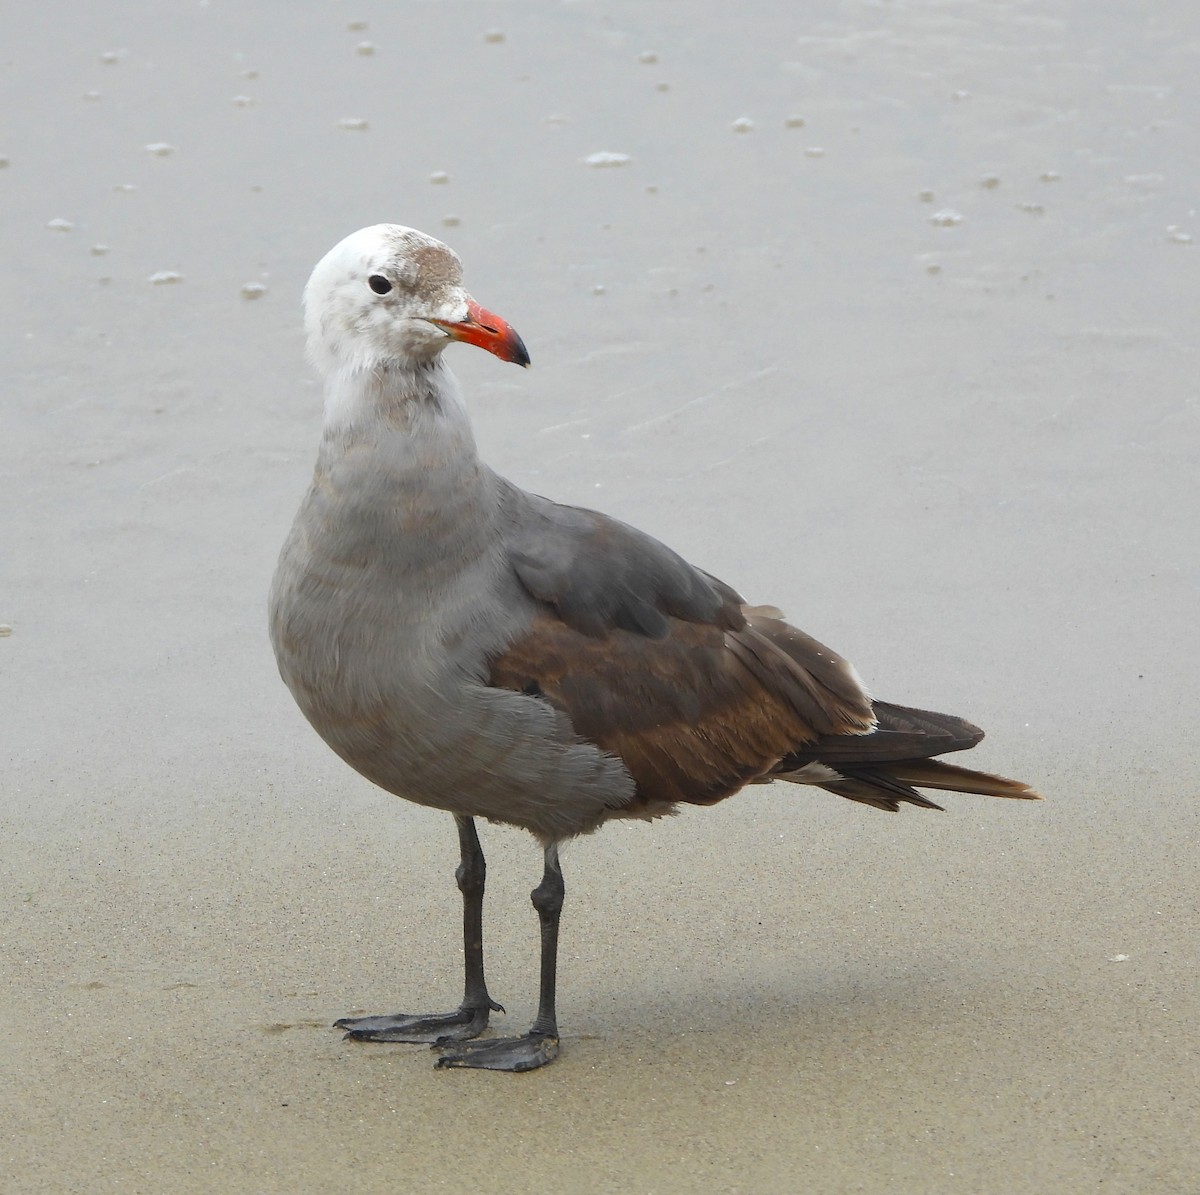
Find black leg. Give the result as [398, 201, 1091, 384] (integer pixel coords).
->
[435, 843, 563, 1072]
[336, 816, 504, 1044]
[528, 843, 564, 1040]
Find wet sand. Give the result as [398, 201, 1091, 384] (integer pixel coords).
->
[3, 2, 1198, 1191]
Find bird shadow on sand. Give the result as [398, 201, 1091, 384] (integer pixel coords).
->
[332, 958, 1041, 1082]
[577, 964, 1005, 1046]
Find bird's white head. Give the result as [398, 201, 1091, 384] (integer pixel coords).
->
[303, 224, 530, 378]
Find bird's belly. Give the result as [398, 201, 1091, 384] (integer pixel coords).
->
[270, 569, 635, 841]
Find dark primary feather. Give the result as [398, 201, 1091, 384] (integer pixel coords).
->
[774, 703, 1039, 812]
[779, 701, 983, 767]
[491, 490, 1038, 818]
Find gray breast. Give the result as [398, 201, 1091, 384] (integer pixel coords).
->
[269, 418, 635, 842]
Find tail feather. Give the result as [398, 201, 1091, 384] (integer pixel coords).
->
[886, 758, 1041, 800]
[773, 700, 1041, 813]
[817, 771, 946, 813]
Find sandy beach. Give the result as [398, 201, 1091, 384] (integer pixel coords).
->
[3, 2, 1198, 1191]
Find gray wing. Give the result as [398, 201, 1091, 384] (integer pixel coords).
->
[489, 483, 876, 810]
[501, 487, 745, 639]
[489, 481, 1038, 815]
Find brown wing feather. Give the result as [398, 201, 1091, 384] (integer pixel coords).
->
[738, 607, 878, 732]
[488, 609, 876, 812]
[493, 488, 1038, 818]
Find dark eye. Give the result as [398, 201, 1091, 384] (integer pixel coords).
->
[368, 274, 392, 295]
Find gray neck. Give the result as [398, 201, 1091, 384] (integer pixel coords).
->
[311, 357, 500, 575]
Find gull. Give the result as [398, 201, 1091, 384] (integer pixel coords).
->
[269, 225, 1039, 1072]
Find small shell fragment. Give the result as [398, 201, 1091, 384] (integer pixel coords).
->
[929, 209, 964, 227]
[583, 151, 631, 167]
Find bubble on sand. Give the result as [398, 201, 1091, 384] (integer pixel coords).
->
[83, 90, 102, 101]
[241, 282, 268, 299]
[583, 151, 631, 167]
[0, 625, 12, 637]
[113, 183, 136, 192]
[1040, 171, 1060, 182]
[638, 51, 659, 64]
[145, 142, 176, 156]
[100, 50, 124, 65]
[90, 245, 110, 256]
[804, 146, 826, 157]
[731, 117, 754, 133]
[231, 95, 255, 107]
[356, 41, 375, 55]
[148, 271, 183, 285]
[785, 115, 806, 128]
[592, 284, 606, 295]
[483, 28, 506, 44]
[1108, 954, 1130, 962]
[1018, 202, 1045, 214]
[338, 117, 369, 131]
[952, 89, 971, 100]
[930, 209, 963, 226]
[1166, 226, 1193, 244]
[47, 218, 74, 232]
[429, 171, 450, 184]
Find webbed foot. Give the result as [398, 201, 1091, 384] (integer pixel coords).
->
[434, 1030, 559, 1072]
[335, 1000, 502, 1044]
